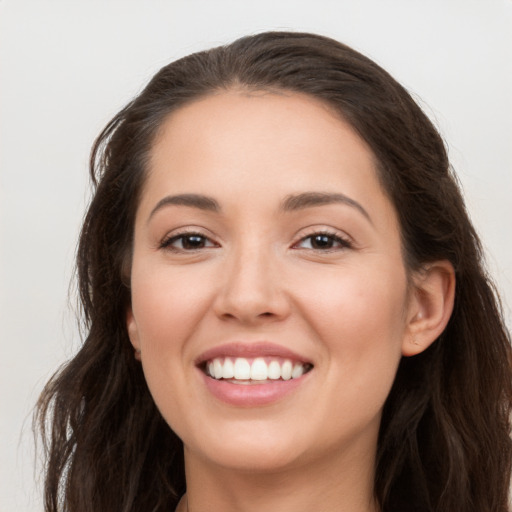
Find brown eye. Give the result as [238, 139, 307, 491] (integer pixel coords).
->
[295, 232, 352, 251]
[180, 235, 208, 249]
[310, 234, 336, 249]
[161, 233, 217, 251]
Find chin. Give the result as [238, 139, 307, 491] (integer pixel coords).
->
[205, 444, 304, 473]
[182, 422, 309, 473]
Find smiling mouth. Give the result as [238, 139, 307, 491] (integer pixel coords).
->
[202, 356, 314, 384]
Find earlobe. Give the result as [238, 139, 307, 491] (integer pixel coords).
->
[402, 261, 455, 357]
[126, 307, 142, 361]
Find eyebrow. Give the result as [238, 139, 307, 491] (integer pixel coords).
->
[148, 191, 372, 224]
[148, 193, 220, 222]
[281, 192, 372, 224]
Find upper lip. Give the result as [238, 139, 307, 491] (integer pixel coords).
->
[195, 341, 312, 366]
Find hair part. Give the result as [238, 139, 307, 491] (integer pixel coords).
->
[35, 31, 512, 512]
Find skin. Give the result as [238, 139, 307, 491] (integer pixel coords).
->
[127, 90, 455, 512]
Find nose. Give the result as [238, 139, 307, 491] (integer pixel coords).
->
[212, 243, 291, 325]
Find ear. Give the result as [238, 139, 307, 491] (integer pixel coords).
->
[402, 261, 455, 357]
[126, 307, 142, 361]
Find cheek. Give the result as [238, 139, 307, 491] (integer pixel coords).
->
[130, 264, 213, 351]
[129, 264, 216, 418]
[298, 259, 407, 340]
[295, 265, 407, 441]
[294, 261, 407, 393]
[128, 268, 214, 438]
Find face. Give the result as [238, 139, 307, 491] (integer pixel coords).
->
[127, 91, 414, 474]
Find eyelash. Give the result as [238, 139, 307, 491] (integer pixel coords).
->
[160, 230, 352, 253]
[292, 230, 353, 252]
[159, 232, 218, 252]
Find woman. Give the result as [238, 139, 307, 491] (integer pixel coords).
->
[36, 32, 512, 512]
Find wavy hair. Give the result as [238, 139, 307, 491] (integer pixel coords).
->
[35, 31, 512, 512]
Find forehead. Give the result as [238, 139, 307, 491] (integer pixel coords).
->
[142, 91, 393, 223]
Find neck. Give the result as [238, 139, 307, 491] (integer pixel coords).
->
[181, 442, 379, 512]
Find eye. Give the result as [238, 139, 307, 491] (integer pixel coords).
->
[160, 232, 217, 251]
[294, 231, 352, 251]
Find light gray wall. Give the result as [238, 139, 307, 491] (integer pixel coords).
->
[1, 1, 511, 510]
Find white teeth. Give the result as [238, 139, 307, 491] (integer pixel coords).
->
[233, 358, 251, 380]
[207, 357, 310, 381]
[213, 359, 223, 379]
[250, 358, 268, 380]
[268, 360, 281, 380]
[222, 358, 234, 379]
[281, 360, 293, 380]
[292, 363, 304, 379]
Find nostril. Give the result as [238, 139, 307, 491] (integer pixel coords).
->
[213, 288, 290, 323]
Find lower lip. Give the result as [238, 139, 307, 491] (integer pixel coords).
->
[199, 370, 309, 407]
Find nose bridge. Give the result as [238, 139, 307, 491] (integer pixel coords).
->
[215, 235, 287, 322]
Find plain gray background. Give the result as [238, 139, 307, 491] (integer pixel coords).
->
[1, 1, 511, 510]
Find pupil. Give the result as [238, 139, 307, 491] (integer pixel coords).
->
[312, 235, 332, 248]
[183, 235, 204, 249]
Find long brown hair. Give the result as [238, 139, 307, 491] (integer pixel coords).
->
[35, 32, 512, 512]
